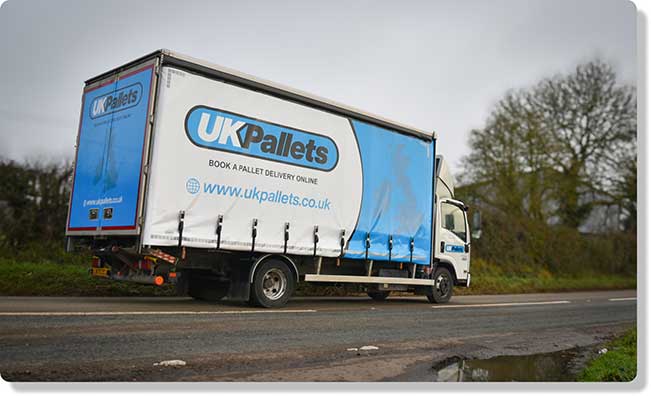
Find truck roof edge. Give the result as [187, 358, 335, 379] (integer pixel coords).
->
[84, 49, 435, 142]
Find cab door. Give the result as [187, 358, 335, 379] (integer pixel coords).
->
[435, 199, 470, 283]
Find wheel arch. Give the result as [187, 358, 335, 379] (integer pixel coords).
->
[249, 254, 299, 284]
[434, 260, 458, 283]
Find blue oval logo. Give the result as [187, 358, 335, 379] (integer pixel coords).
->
[184, 106, 339, 172]
[89, 82, 143, 119]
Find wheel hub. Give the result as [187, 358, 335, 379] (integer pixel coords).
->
[436, 274, 450, 297]
[262, 269, 287, 301]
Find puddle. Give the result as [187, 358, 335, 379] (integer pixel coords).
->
[392, 347, 596, 382]
[432, 348, 592, 382]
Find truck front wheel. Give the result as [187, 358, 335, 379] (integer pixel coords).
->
[249, 259, 295, 308]
[427, 267, 453, 303]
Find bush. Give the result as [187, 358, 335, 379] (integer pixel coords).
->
[467, 208, 636, 278]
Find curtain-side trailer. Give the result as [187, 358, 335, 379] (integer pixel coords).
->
[65, 49, 475, 307]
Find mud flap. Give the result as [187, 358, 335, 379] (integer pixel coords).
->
[175, 271, 189, 296]
[227, 262, 251, 301]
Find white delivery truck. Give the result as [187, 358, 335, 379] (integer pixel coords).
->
[65, 50, 479, 307]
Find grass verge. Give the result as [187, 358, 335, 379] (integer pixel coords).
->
[579, 328, 637, 382]
[454, 273, 636, 295]
[0, 256, 636, 297]
[0, 258, 175, 297]
[455, 258, 636, 295]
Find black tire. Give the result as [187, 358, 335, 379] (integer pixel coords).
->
[368, 291, 391, 301]
[188, 274, 229, 302]
[427, 267, 453, 303]
[249, 259, 295, 308]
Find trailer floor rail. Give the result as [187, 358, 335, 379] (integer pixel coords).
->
[304, 274, 434, 286]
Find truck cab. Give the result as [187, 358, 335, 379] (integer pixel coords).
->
[434, 156, 472, 289]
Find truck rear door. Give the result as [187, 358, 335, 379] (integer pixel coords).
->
[66, 59, 158, 235]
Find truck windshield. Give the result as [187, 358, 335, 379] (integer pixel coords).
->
[441, 202, 467, 242]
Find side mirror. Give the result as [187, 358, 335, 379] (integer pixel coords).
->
[471, 211, 482, 239]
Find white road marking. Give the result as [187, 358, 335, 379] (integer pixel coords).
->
[153, 360, 186, 367]
[0, 297, 635, 317]
[0, 309, 316, 317]
[432, 300, 571, 309]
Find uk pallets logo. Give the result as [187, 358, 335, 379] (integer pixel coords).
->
[90, 83, 143, 119]
[184, 106, 339, 172]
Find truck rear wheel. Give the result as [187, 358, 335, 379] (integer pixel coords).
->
[427, 267, 453, 303]
[368, 291, 391, 301]
[249, 259, 295, 308]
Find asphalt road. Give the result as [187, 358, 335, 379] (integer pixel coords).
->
[0, 290, 636, 381]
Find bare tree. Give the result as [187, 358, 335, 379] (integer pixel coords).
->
[531, 61, 636, 227]
[462, 60, 636, 231]
[462, 90, 556, 222]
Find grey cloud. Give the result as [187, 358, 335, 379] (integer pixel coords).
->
[0, 0, 636, 173]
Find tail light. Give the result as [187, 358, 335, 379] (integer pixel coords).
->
[136, 257, 157, 271]
[91, 256, 101, 268]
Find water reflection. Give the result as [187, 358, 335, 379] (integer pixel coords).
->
[433, 348, 589, 382]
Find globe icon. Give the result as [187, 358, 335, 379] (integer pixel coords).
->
[186, 178, 201, 194]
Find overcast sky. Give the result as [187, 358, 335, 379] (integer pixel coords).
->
[0, 0, 636, 174]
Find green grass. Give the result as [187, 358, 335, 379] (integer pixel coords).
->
[455, 273, 636, 295]
[579, 328, 637, 382]
[0, 258, 174, 297]
[455, 258, 636, 295]
[0, 255, 636, 297]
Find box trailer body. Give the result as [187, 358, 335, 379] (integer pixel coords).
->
[66, 50, 473, 307]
